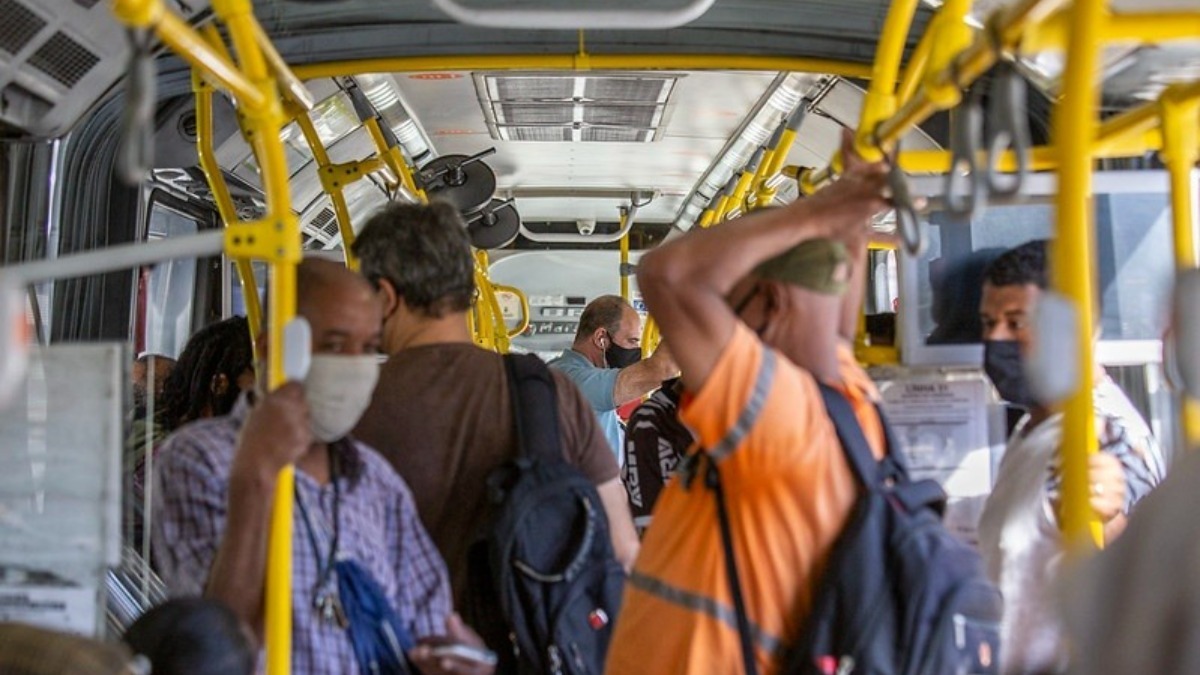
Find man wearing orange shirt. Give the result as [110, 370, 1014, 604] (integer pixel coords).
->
[605, 131, 891, 675]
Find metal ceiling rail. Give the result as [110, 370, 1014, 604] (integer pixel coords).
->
[429, 0, 716, 30]
[293, 54, 873, 80]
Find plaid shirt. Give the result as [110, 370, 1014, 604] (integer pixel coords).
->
[152, 396, 452, 674]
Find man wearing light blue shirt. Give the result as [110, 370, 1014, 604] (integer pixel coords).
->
[549, 295, 677, 462]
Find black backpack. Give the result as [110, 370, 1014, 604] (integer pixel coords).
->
[786, 385, 1002, 674]
[464, 353, 626, 675]
[710, 383, 1003, 675]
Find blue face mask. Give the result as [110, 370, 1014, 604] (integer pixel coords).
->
[983, 340, 1037, 408]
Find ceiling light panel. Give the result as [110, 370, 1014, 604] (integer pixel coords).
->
[481, 73, 677, 143]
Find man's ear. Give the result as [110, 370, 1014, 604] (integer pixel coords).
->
[592, 327, 608, 349]
[377, 278, 400, 319]
[761, 280, 785, 321]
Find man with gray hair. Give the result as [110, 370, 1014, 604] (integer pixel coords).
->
[550, 295, 677, 462]
[351, 202, 640, 620]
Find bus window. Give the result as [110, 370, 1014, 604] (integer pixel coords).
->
[141, 196, 206, 358]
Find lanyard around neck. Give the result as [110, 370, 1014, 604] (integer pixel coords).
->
[295, 446, 341, 592]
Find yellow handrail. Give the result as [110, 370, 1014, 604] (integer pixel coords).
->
[193, 74, 263, 342]
[857, 0, 922, 161]
[112, 0, 305, 668]
[1160, 87, 1200, 451]
[293, 54, 874, 81]
[493, 283, 532, 339]
[640, 315, 660, 360]
[799, 0, 1067, 192]
[895, 18, 936, 107]
[1051, 0, 1104, 549]
[472, 250, 512, 353]
[1023, 8, 1200, 52]
[293, 113, 366, 268]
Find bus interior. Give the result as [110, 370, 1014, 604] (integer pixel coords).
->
[0, 0, 1199, 668]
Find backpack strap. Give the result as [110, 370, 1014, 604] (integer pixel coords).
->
[702, 348, 777, 675]
[817, 383, 905, 491]
[503, 353, 564, 463]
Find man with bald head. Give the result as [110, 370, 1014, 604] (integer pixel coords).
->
[153, 259, 490, 675]
[551, 294, 678, 461]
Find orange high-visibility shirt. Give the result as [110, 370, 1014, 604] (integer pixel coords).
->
[606, 325, 883, 675]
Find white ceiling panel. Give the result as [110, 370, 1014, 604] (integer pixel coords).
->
[390, 69, 778, 222]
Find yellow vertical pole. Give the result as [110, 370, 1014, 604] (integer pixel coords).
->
[619, 211, 631, 302]
[857, 0, 922, 159]
[215, 0, 299, 670]
[193, 73, 263, 340]
[293, 113, 360, 269]
[1051, 0, 1104, 549]
[1161, 91, 1200, 450]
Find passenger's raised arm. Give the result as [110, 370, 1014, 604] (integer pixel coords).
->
[637, 130, 889, 391]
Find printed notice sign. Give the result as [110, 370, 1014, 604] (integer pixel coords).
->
[0, 585, 97, 635]
[878, 374, 1000, 547]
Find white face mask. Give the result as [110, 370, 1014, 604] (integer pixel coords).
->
[303, 354, 380, 443]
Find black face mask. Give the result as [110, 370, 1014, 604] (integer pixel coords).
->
[605, 332, 642, 369]
[983, 340, 1037, 408]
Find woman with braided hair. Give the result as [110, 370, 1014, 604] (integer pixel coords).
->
[126, 316, 255, 551]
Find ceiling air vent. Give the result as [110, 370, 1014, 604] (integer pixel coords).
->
[311, 207, 339, 238]
[480, 73, 676, 143]
[0, 0, 47, 56]
[29, 31, 99, 88]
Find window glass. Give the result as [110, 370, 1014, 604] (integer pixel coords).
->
[143, 205, 200, 358]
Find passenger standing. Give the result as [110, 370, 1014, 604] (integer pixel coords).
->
[622, 377, 688, 530]
[131, 352, 175, 417]
[605, 130, 891, 674]
[153, 259, 488, 675]
[976, 239, 1166, 674]
[350, 202, 640, 611]
[126, 316, 255, 551]
[623, 229, 877, 531]
[549, 295, 678, 461]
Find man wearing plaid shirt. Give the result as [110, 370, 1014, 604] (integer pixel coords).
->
[152, 259, 490, 675]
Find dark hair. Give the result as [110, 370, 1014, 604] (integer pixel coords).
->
[352, 201, 475, 318]
[124, 598, 254, 675]
[984, 239, 1049, 290]
[158, 316, 254, 431]
[577, 295, 629, 341]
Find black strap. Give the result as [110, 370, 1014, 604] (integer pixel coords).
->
[817, 383, 906, 491]
[502, 353, 563, 463]
[700, 350, 777, 675]
[706, 458, 759, 675]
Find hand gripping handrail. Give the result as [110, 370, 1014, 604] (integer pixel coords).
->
[429, 0, 716, 30]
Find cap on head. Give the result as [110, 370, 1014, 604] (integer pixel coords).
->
[752, 238, 850, 295]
